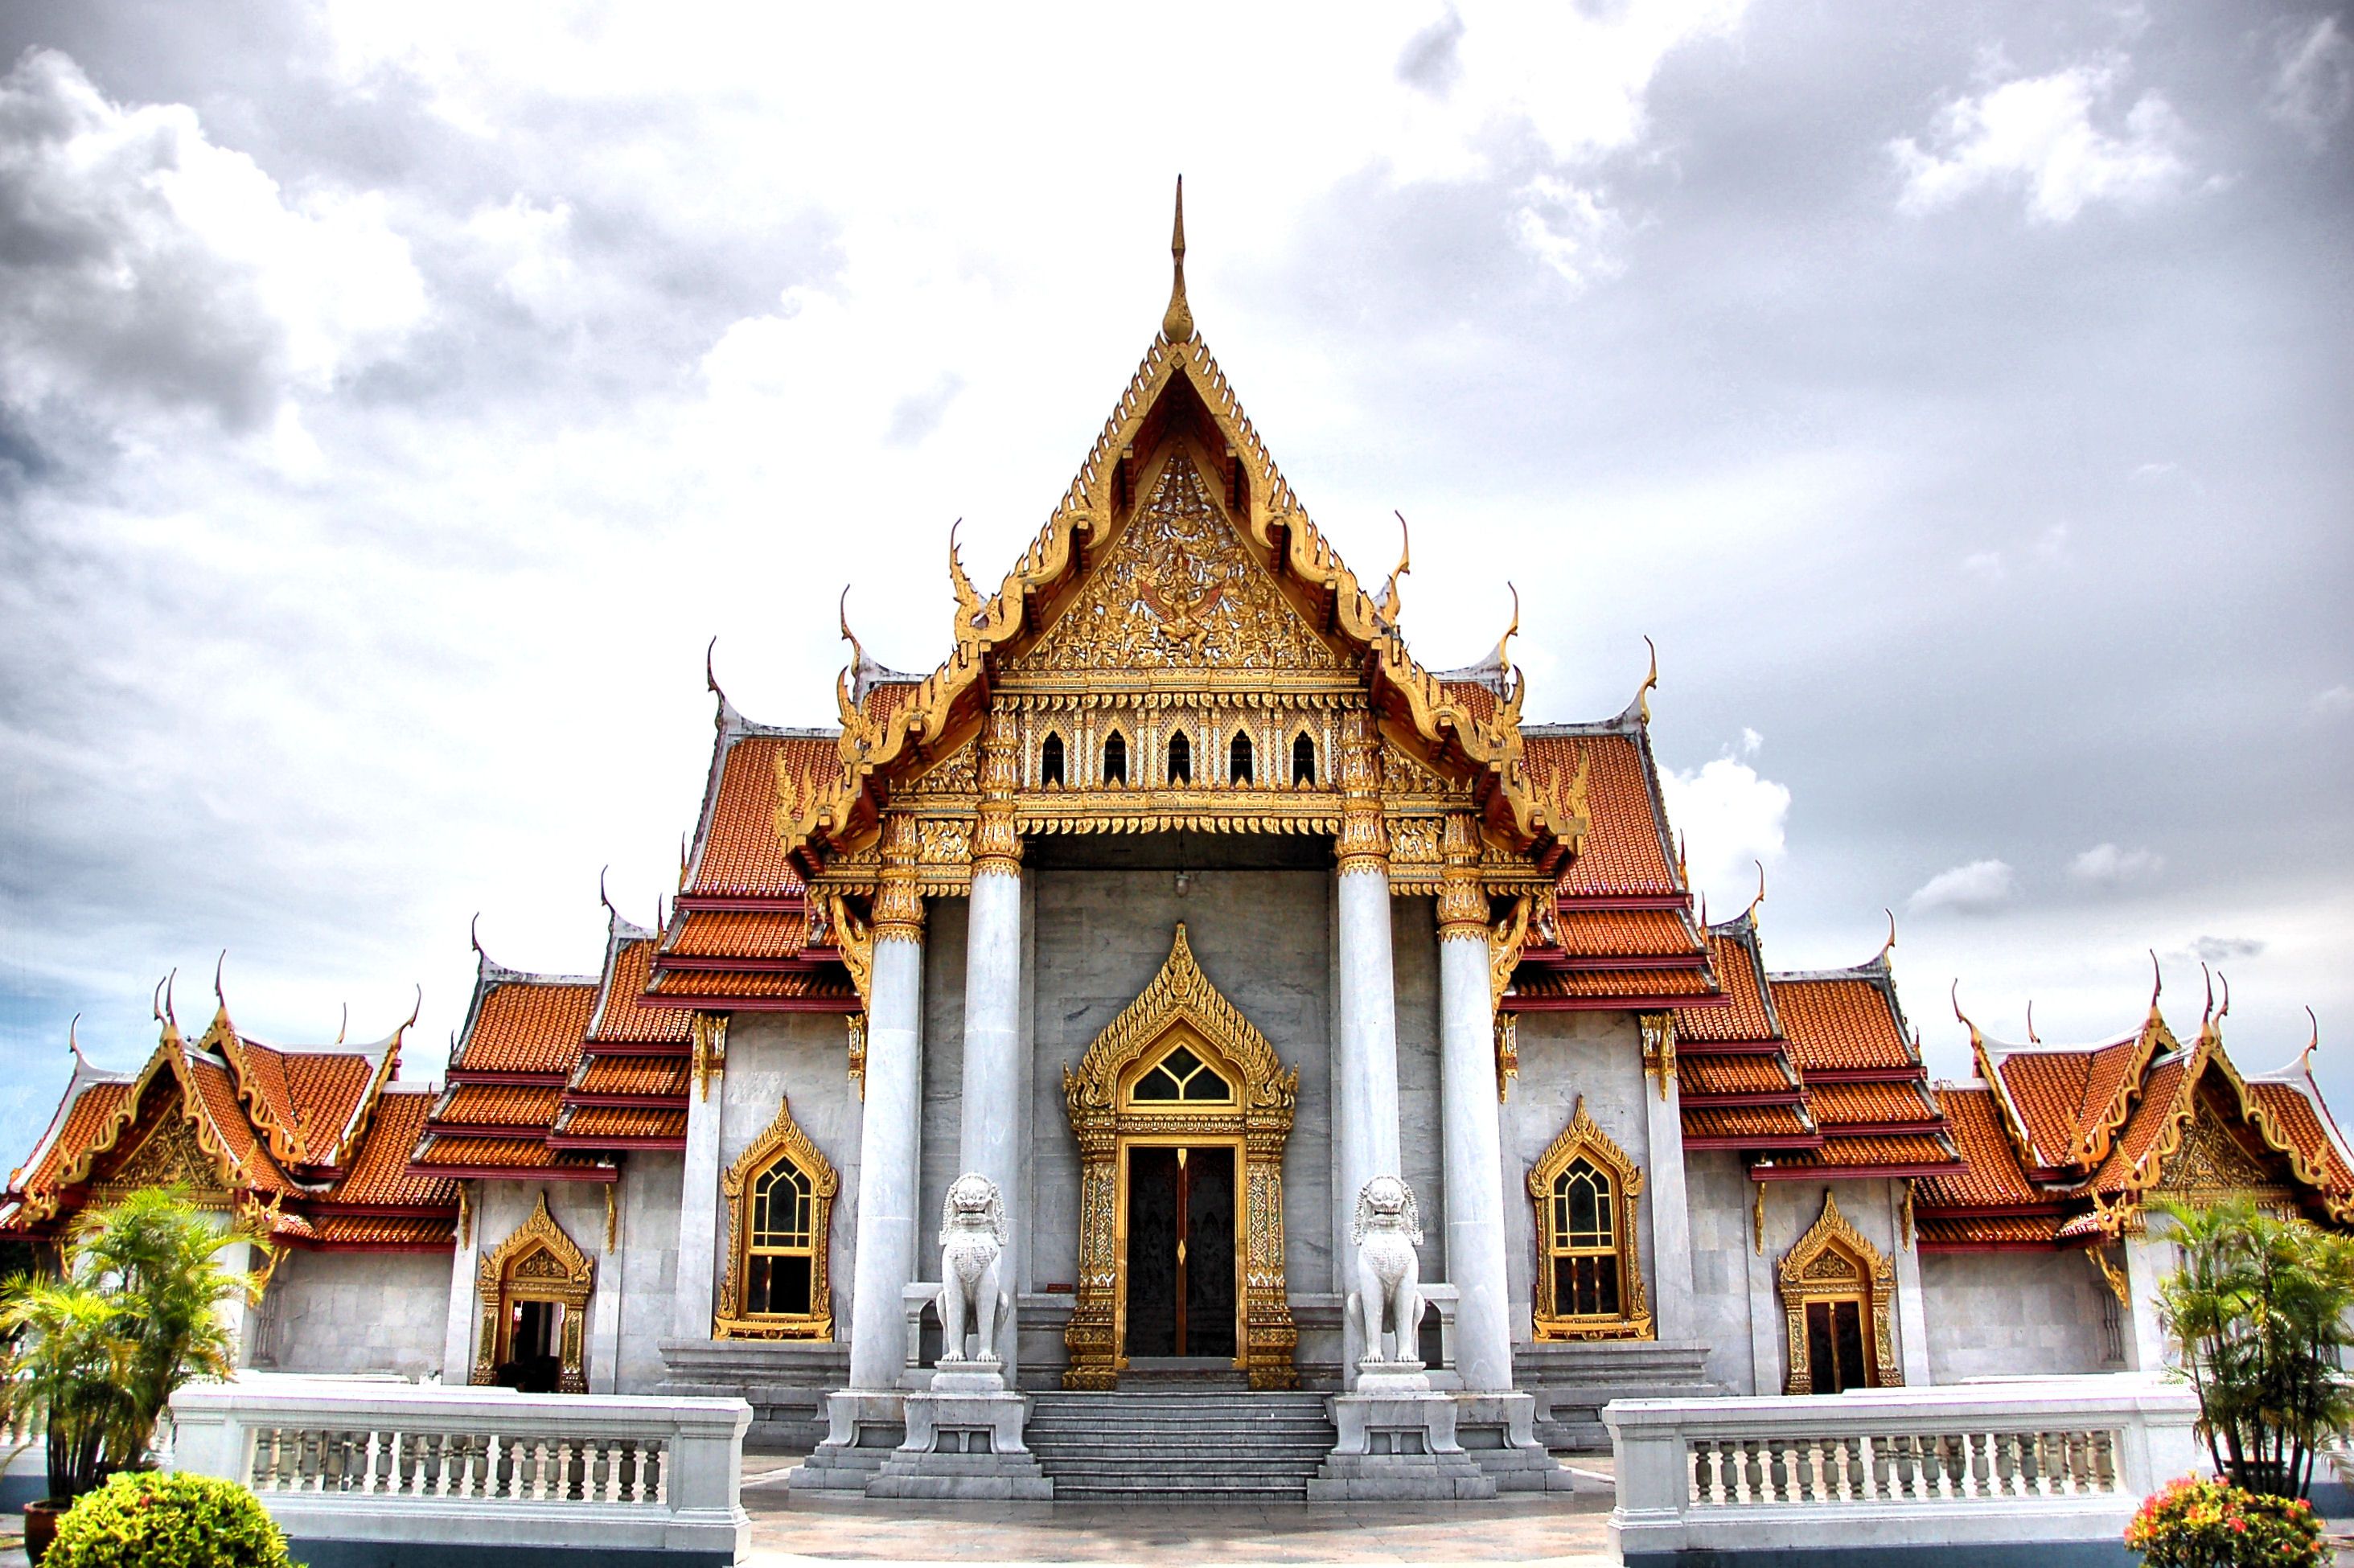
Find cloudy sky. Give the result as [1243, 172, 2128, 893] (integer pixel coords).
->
[2, 1, 2348, 1168]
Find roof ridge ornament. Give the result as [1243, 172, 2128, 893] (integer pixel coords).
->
[1875, 908, 1897, 967]
[337, 1003, 347, 1045]
[1161, 175, 1193, 344]
[1744, 859, 1766, 924]
[2026, 999, 2040, 1045]
[2147, 948, 2163, 1020]
[1496, 581, 1520, 670]
[68, 1012, 84, 1065]
[1377, 511, 1411, 625]
[949, 519, 983, 630]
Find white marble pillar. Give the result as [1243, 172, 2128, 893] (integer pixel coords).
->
[958, 862, 1024, 1379]
[1638, 1014, 1698, 1342]
[1891, 1180, 1933, 1385]
[442, 1184, 480, 1383]
[1436, 930, 1514, 1392]
[589, 1188, 623, 1393]
[1744, 1182, 1781, 1394]
[671, 1020, 727, 1340]
[1334, 866, 1404, 1258]
[2122, 1232, 2175, 1373]
[846, 879, 926, 1393]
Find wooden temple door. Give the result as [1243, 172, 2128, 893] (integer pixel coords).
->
[1122, 1144, 1238, 1359]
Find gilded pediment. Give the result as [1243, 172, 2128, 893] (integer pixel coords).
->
[1012, 454, 1338, 675]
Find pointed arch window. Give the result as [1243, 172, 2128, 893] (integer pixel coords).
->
[1292, 733, 1316, 786]
[1229, 732, 1253, 786]
[1041, 733, 1066, 788]
[717, 1095, 838, 1339]
[1167, 732, 1192, 785]
[1529, 1098, 1652, 1340]
[1103, 733, 1128, 786]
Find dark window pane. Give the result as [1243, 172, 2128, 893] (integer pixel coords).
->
[1292, 733, 1315, 785]
[1834, 1300, 1868, 1392]
[1168, 733, 1190, 783]
[1230, 733, 1252, 784]
[1104, 733, 1128, 785]
[1041, 733, 1065, 786]
[1806, 1302, 1837, 1394]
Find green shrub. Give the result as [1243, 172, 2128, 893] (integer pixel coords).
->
[2125, 1473, 2325, 1567]
[43, 1472, 299, 1568]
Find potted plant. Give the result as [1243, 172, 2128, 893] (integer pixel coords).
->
[1, 1188, 265, 1565]
[2155, 1198, 2354, 1500]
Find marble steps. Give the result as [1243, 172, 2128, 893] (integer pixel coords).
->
[1026, 1390, 1336, 1500]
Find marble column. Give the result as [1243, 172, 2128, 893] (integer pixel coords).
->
[957, 713, 1025, 1378]
[589, 1187, 622, 1394]
[671, 1015, 728, 1339]
[2122, 1231, 2175, 1373]
[1333, 714, 1402, 1378]
[1436, 815, 1514, 1393]
[441, 1183, 480, 1383]
[1638, 1012, 1699, 1342]
[1891, 1179, 1933, 1385]
[845, 819, 927, 1393]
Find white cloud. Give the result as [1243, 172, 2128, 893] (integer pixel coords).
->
[1909, 858, 2016, 913]
[1891, 59, 2190, 223]
[2068, 842, 2163, 885]
[1660, 749, 1791, 912]
[2270, 17, 2353, 149]
[2314, 685, 2354, 719]
[0, 49, 426, 431]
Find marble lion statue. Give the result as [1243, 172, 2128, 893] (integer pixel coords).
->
[1346, 1174, 1426, 1365]
[937, 1172, 1011, 1365]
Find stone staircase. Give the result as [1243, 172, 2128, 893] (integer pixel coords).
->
[1025, 1388, 1337, 1501]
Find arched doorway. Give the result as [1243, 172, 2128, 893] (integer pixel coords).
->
[1062, 925, 1299, 1389]
[473, 1194, 595, 1394]
[1777, 1191, 1900, 1394]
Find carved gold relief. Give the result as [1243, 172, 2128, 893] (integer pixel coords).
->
[715, 1094, 838, 1340]
[474, 1194, 595, 1393]
[1777, 1191, 1902, 1394]
[1639, 1012, 1677, 1101]
[691, 1013, 728, 1102]
[1528, 1098, 1653, 1341]
[1061, 924, 1298, 1389]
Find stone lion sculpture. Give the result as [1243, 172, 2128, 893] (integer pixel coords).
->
[937, 1172, 1011, 1365]
[1346, 1174, 1426, 1365]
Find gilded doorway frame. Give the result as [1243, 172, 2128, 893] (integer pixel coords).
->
[473, 1193, 595, 1393]
[1062, 924, 1299, 1389]
[1777, 1191, 1900, 1394]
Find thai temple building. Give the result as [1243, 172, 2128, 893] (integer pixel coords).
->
[6, 195, 2351, 1498]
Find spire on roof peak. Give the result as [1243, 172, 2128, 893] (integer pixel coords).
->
[1161, 176, 1194, 344]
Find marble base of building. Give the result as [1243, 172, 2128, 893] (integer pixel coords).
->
[655, 1338, 845, 1451]
[787, 1389, 908, 1492]
[1517, 1340, 1715, 1450]
[1311, 1363, 1500, 1500]
[1452, 1392, 1575, 1491]
[866, 1366, 1053, 1500]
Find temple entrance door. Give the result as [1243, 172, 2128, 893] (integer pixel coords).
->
[1121, 1143, 1238, 1359]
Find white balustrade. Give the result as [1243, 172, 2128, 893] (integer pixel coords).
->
[171, 1376, 750, 1561]
[1607, 1373, 2204, 1563]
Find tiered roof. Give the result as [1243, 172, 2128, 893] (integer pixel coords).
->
[2, 994, 454, 1252]
[1916, 995, 2354, 1250]
[409, 936, 613, 1183]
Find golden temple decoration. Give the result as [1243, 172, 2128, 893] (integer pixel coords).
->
[1162, 175, 1193, 343]
[1777, 1191, 1902, 1394]
[1489, 894, 1532, 1011]
[846, 1014, 867, 1098]
[474, 1194, 594, 1392]
[871, 813, 924, 942]
[716, 1094, 837, 1340]
[691, 1013, 729, 1102]
[1528, 1097, 1652, 1341]
[1753, 1180, 1766, 1255]
[2086, 1243, 2130, 1309]
[1640, 1012, 1678, 1101]
[1437, 812, 1487, 937]
[603, 1183, 618, 1253]
[1061, 924, 1298, 1389]
[1335, 710, 1389, 874]
[456, 1181, 471, 1249]
[1494, 1012, 1519, 1103]
[828, 894, 874, 1008]
[1900, 1177, 1916, 1250]
[972, 709, 1021, 876]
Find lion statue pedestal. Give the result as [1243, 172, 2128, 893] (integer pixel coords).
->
[1312, 1176, 1497, 1502]
[868, 1173, 1054, 1500]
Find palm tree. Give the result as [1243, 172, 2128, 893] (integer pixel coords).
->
[2156, 1198, 2354, 1500]
[0, 1277, 140, 1501]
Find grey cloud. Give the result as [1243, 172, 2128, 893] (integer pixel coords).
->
[2188, 936, 2268, 963]
[1396, 10, 1465, 96]
[2269, 15, 2352, 147]
[885, 374, 966, 448]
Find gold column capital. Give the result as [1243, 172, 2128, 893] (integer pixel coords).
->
[972, 708, 1022, 879]
[1639, 1011, 1677, 1101]
[873, 811, 925, 942]
[1335, 709, 1389, 874]
[1437, 810, 1487, 936]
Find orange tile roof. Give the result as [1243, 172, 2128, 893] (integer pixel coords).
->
[862, 679, 918, 729]
[663, 909, 814, 963]
[454, 978, 596, 1077]
[1807, 1081, 1944, 1128]
[690, 733, 832, 898]
[2087, 1054, 2192, 1192]
[573, 1056, 691, 1098]
[1551, 907, 1699, 961]
[1679, 1054, 1799, 1097]
[1916, 1214, 2062, 1248]
[1990, 1032, 2149, 1169]
[304, 1214, 455, 1250]
[13, 1077, 134, 1204]
[318, 1090, 457, 1209]
[647, 967, 857, 1002]
[1511, 967, 1716, 1004]
[410, 1135, 579, 1172]
[1524, 731, 1680, 899]
[2249, 1082, 2354, 1193]
[1773, 974, 1918, 1074]
[1682, 1105, 1819, 1143]
[1438, 679, 1501, 726]
[179, 1054, 293, 1197]
[590, 938, 692, 1045]
[432, 1085, 561, 1129]
[554, 1106, 688, 1143]
[1914, 1086, 2044, 1209]
[1759, 1133, 1959, 1172]
[1674, 925, 1777, 1043]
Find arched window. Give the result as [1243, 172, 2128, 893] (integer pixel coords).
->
[1103, 732, 1128, 786]
[1167, 732, 1192, 785]
[1528, 1097, 1652, 1340]
[1229, 731, 1253, 785]
[1292, 733, 1316, 786]
[716, 1095, 838, 1339]
[1041, 733, 1066, 788]
[1129, 1040, 1235, 1104]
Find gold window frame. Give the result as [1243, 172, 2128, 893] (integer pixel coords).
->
[473, 1193, 594, 1392]
[1528, 1097, 1653, 1340]
[716, 1094, 838, 1340]
[1777, 1190, 1901, 1394]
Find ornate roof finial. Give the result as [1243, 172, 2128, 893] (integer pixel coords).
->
[1635, 635, 1659, 724]
[2026, 999, 2040, 1045]
[470, 913, 487, 961]
[1951, 979, 1984, 1047]
[836, 585, 865, 727]
[214, 950, 228, 1007]
[1162, 176, 1194, 343]
[2216, 971, 2230, 1022]
[2301, 1007, 2320, 1073]
[1876, 908, 1897, 965]
[2147, 949, 2163, 1017]
[1744, 859, 1767, 922]
[68, 1012, 84, 1065]
[337, 1002, 348, 1045]
[949, 519, 982, 629]
[1377, 511, 1411, 624]
[2200, 962, 2215, 1028]
[162, 969, 179, 1032]
[1676, 832, 1691, 890]
[679, 832, 692, 890]
[402, 984, 422, 1032]
[705, 636, 721, 697]
[1496, 581, 1521, 669]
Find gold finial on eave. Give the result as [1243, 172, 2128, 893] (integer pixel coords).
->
[1744, 858, 1766, 923]
[1496, 581, 1521, 669]
[1636, 634, 1659, 723]
[2300, 1007, 2319, 1075]
[2026, 999, 2040, 1045]
[1378, 511, 1411, 623]
[1875, 908, 1897, 966]
[1161, 175, 1194, 343]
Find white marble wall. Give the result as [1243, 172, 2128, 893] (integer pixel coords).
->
[1685, 1150, 1759, 1394]
[1500, 1010, 1652, 1344]
[717, 1011, 864, 1341]
[260, 1250, 450, 1380]
[610, 1152, 683, 1391]
[1745, 1179, 1910, 1395]
[1390, 896, 1447, 1284]
[1921, 1248, 2118, 1381]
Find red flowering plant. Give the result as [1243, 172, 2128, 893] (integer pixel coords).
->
[2125, 1474, 2324, 1567]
